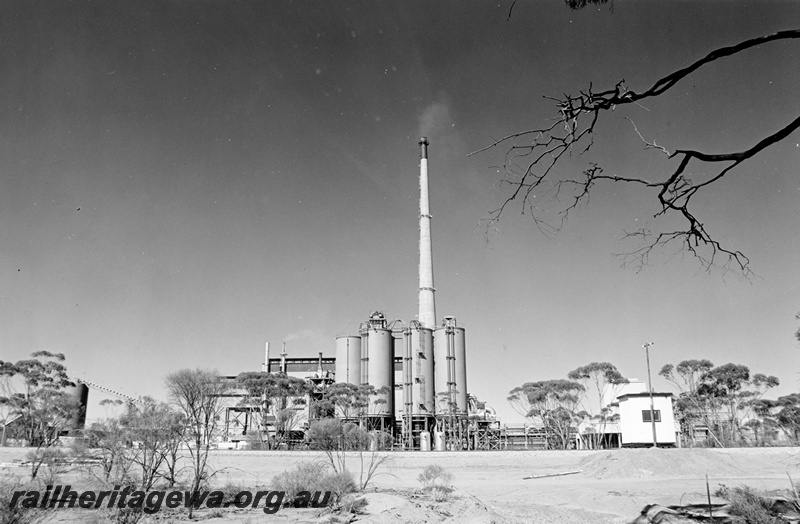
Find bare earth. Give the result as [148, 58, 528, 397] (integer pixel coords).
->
[3, 447, 798, 523]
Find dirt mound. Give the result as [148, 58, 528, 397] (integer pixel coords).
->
[579, 449, 749, 479]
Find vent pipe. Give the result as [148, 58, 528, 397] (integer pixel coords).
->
[418, 137, 436, 329]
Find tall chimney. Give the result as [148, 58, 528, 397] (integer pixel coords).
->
[418, 137, 436, 329]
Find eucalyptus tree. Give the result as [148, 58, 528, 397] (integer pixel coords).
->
[0, 351, 80, 479]
[660, 360, 716, 445]
[661, 359, 779, 446]
[567, 362, 628, 449]
[236, 371, 310, 449]
[313, 382, 372, 420]
[508, 379, 584, 449]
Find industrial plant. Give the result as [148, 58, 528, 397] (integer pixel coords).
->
[217, 139, 682, 452]
[221, 138, 500, 451]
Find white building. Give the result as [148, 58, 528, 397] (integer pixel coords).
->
[616, 391, 677, 447]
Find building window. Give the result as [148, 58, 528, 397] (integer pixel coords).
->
[642, 409, 661, 423]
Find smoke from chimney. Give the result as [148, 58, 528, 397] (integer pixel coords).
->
[417, 101, 450, 139]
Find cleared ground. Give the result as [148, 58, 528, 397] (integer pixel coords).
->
[3, 446, 798, 523]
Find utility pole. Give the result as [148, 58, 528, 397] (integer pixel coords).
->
[643, 342, 658, 448]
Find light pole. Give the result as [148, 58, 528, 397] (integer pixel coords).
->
[643, 342, 658, 449]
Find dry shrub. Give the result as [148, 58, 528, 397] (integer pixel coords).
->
[272, 462, 355, 506]
[320, 470, 358, 503]
[0, 478, 48, 524]
[418, 464, 454, 502]
[715, 485, 781, 524]
[97, 507, 144, 524]
[26, 448, 69, 486]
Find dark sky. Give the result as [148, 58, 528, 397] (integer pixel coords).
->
[1, 1, 798, 422]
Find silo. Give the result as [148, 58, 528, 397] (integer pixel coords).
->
[409, 325, 435, 414]
[434, 317, 467, 414]
[366, 326, 394, 416]
[360, 312, 394, 417]
[64, 382, 89, 431]
[335, 336, 361, 385]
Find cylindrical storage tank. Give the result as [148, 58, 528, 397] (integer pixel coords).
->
[419, 430, 431, 451]
[335, 336, 361, 385]
[64, 383, 89, 430]
[366, 327, 394, 416]
[410, 326, 435, 415]
[453, 326, 468, 414]
[433, 326, 454, 414]
[434, 430, 446, 451]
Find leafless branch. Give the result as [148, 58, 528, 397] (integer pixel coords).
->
[625, 117, 671, 156]
[474, 29, 800, 275]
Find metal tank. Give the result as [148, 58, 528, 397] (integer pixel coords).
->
[361, 312, 394, 416]
[433, 324, 454, 414]
[434, 317, 467, 414]
[335, 335, 361, 385]
[407, 324, 435, 415]
[434, 430, 446, 451]
[419, 430, 431, 451]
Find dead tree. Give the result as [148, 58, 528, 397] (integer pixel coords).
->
[472, 30, 800, 276]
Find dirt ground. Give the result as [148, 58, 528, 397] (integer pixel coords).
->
[3, 446, 799, 523]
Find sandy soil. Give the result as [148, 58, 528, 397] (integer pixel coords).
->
[3, 447, 798, 523]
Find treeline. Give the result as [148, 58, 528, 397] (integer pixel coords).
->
[659, 360, 790, 447]
[508, 360, 791, 448]
[0, 354, 391, 495]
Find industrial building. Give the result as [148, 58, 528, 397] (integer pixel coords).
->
[222, 138, 498, 451]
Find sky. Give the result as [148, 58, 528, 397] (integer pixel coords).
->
[1, 1, 799, 424]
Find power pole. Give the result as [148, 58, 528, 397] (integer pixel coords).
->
[643, 342, 658, 448]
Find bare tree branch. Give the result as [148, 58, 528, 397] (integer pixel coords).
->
[472, 29, 800, 275]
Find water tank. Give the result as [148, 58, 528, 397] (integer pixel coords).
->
[335, 336, 361, 385]
[408, 325, 434, 415]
